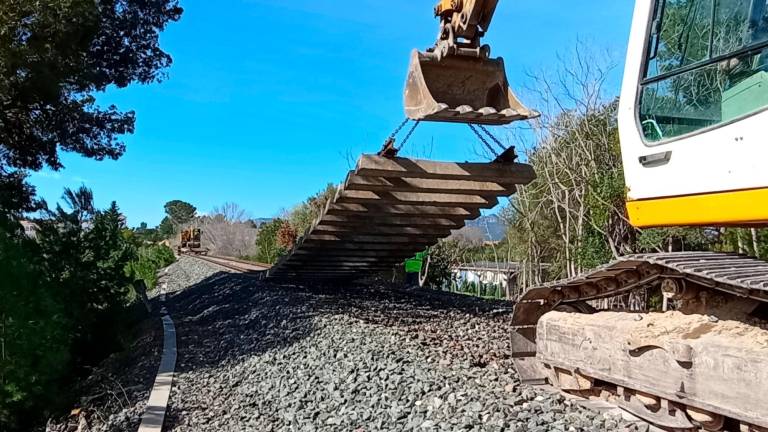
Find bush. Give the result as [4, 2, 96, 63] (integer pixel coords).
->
[423, 241, 463, 289]
[37, 198, 139, 363]
[284, 184, 337, 236]
[256, 218, 287, 264]
[0, 188, 160, 430]
[0, 219, 71, 427]
[277, 220, 297, 250]
[127, 244, 176, 290]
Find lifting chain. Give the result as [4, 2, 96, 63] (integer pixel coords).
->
[477, 124, 507, 152]
[381, 120, 509, 161]
[389, 118, 410, 140]
[397, 120, 421, 151]
[468, 124, 518, 163]
[379, 118, 421, 158]
[468, 124, 500, 159]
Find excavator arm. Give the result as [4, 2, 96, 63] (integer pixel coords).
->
[434, 0, 498, 34]
[404, 0, 538, 125]
[431, 0, 500, 59]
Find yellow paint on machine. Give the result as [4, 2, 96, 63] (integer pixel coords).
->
[434, 0, 455, 15]
[626, 188, 768, 228]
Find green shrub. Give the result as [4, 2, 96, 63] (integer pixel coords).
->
[0, 219, 71, 427]
[127, 244, 176, 290]
[2, 192, 146, 430]
[256, 219, 287, 264]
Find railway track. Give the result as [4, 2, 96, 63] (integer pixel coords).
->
[181, 253, 271, 275]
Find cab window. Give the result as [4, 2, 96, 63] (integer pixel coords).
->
[640, 0, 768, 142]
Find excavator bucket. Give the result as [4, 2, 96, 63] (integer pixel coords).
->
[404, 50, 538, 125]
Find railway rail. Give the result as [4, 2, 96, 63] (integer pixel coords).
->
[180, 253, 271, 275]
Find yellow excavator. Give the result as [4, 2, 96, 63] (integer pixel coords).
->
[406, 1, 768, 430]
[178, 228, 208, 255]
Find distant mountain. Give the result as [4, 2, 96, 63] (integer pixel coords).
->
[252, 218, 274, 228]
[464, 214, 506, 242]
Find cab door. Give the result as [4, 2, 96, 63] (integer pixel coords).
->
[618, 0, 768, 228]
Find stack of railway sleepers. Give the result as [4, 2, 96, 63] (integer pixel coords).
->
[267, 155, 535, 280]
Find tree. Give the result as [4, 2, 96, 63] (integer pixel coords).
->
[61, 186, 96, 226]
[504, 43, 768, 296]
[38, 192, 136, 333]
[38, 189, 136, 353]
[0, 0, 183, 213]
[2, 187, 140, 430]
[502, 45, 634, 287]
[0, 219, 70, 428]
[0, 1, 182, 426]
[284, 184, 337, 236]
[0, 171, 43, 217]
[449, 226, 486, 246]
[277, 220, 297, 250]
[210, 202, 249, 223]
[423, 240, 466, 290]
[157, 216, 175, 239]
[256, 219, 287, 264]
[507, 55, 629, 282]
[200, 203, 258, 257]
[163, 200, 197, 226]
[132, 222, 162, 243]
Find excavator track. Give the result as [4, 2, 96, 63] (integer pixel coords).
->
[512, 252, 768, 432]
[516, 252, 768, 306]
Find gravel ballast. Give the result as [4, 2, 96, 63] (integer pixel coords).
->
[47, 257, 644, 431]
[155, 255, 232, 296]
[154, 259, 638, 432]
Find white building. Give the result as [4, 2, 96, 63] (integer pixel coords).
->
[450, 261, 552, 299]
[452, 261, 521, 291]
[20, 220, 39, 239]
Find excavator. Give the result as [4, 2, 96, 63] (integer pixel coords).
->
[405, 0, 768, 430]
[177, 228, 208, 255]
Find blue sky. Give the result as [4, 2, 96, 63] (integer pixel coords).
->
[29, 0, 634, 227]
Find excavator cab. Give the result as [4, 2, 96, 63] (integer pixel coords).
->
[404, 0, 538, 125]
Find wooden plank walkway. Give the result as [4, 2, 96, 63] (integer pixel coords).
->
[267, 155, 535, 280]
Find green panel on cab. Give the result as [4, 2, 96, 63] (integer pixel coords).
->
[722, 71, 768, 121]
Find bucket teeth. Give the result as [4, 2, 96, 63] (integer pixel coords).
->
[404, 49, 539, 125]
[456, 105, 474, 114]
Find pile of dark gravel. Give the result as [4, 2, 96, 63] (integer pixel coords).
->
[158, 269, 633, 432]
[47, 256, 643, 431]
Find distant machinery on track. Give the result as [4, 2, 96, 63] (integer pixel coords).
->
[178, 228, 208, 256]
